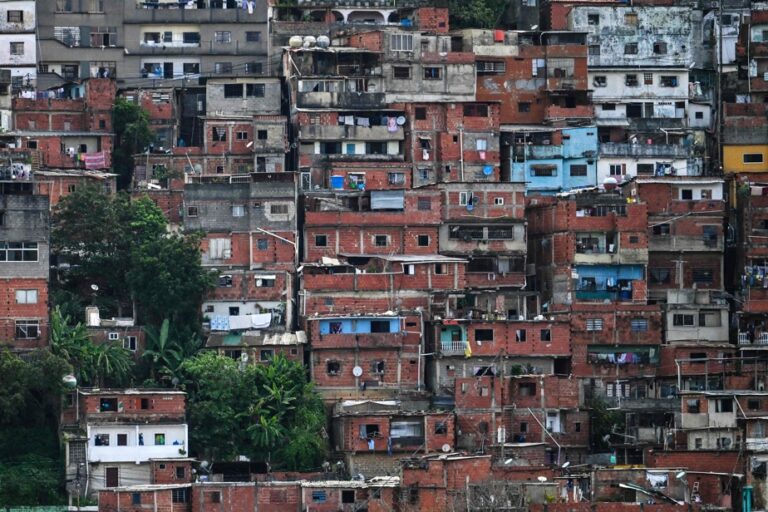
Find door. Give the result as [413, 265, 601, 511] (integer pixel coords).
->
[105, 467, 118, 488]
[163, 62, 174, 79]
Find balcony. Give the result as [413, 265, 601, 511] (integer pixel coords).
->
[599, 143, 692, 159]
[649, 234, 722, 252]
[299, 125, 404, 141]
[128, 3, 264, 23]
[297, 91, 386, 110]
[738, 332, 768, 346]
[575, 288, 633, 302]
[88, 444, 187, 463]
[316, 332, 407, 349]
[441, 340, 468, 355]
[465, 271, 525, 288]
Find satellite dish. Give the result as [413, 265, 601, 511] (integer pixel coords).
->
[200, 460, 210, 470]
[352, 366, 363, 377]
[90, 284, 99, 291]
[396, 116, 406, 126]
[193, 164, 202, 174]
[171, 377, 180, 386]
[675, 471, 686, 480]
[537, 476, 547, 482]
[562, 461, 570, 469]
[441, 443, 451, 453]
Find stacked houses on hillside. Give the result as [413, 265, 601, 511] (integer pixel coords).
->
[6, 0, 768, 510]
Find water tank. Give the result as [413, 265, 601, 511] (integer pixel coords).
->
[288, 35, 303, 48]
[316, 35, 330, 48]
[303, 35, 317, 48]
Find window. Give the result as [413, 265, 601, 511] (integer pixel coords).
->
[417, 234, 430, 247]
[653, 42, 668, 55]
[244, 62, 262, 74]
[516, 330, 526, 342]
[424, 67, 442, 80]
[463, 104, 488, 117]
[609, 164, 625, 176]
[210, 492, 221, 503]
[625, 74, 638, 86]
[601, 103, 615, 111]
[373, 235, 389, 247]
[494, 197, 504, 206]
[187, 206, 198, 217]
[417, 197, 431, 210]
[673, 314, 695, 326]
[519, 382, 536, 396]
[660, 76, 678, 87]
[15, 319, 39, 339]
[531, 166, 556, 177]
[744, 153, 764, 164]
[570, 164, 587, 177]
[388, 172, 405, 185]
[699, 310, 721, 327]
[183, 63, 200, 75]
[231, 205, 245, 217]
[715, 399, 733, 413]
[15, 289, 37, 304]
[224, 84, 243, 98]
[257, 130, 267, 140]
[650, 267, 671, 284]
[95, 434, 110, 446]
[587, 14, 600, 25]
[541, 329, 551, 341]
[131, 493, 141, 505]
[586, 318, 603, 331]
[260, 349, 274, 362]
[695, 111, 704, 119]
[624, 43, 638, 55]
[10, 42, 24, 55]
[7, 11, 22, 23]
[434, 263, 447, 275]
[477, 58, 509, 74]
[475, 329, 494, 342]
[625, 12, 638, 26]
[69, 441, 86, 463]
[236, 131, 248, 141]
[154, 433, 165, 446]
[360, 424, 380, 438]
[415, 106, 427, 120]
[219, 275, 233, 288]
[315, 234, 328, 247]
[694, 437, 703, 448]
[270, 204, 289, 214]
[212, 127, 227, 142]
[371, 360, 385, 374]
[256, 276, 275, 287]
[393, 66, 411, 79]
[215, 31, 231, 44]
[342, 490, 355, 504]
[643, 72, 653, 85]
[637, 163, 654, 175]
[631, 318, 648, 332]
[117, 434, 128, 446]
[588, 45, 601, 56]
[687, 399, 700, 413]
[391, 34, 413, 51]
[593, 76, 607, 87]
[749, 399, 761, 411]
[256, 239, 268, 250]
[311, 490, 327, 503]
[246, 83, 265, 97]
[327, 361, 341, 375]
[215, 62, 232, 74]
[693, 269, 714, 284]
[172, 489, 189, 503]
[124, 336, 137, 351]
[518, 102, 531, 113]
[370, 320, 392, 333]
[246, 31, 261, 42]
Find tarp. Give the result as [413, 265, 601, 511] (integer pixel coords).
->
[371, 190, 404, 210]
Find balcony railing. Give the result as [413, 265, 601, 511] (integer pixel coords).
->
[739, 332, 768, 345]
[576, 288, 632, 301]
[441, 340, 468, 355]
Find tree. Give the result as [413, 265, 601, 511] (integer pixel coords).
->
[448, 0, 508, 29]
[52, 188, 213, 331]
[143, 319, 183, 382]
[49, 307, 134, 388]
[179, 352, 327, 469]
[112, 97, 154, 189]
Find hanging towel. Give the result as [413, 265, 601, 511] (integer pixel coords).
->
[248, 1, 254, 14]
[344, 115, 354, 126]
[356, 117, 370, 127]
[422, 149, 430, 161]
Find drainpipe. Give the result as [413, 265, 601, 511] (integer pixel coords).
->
[459, 125, 465, 181]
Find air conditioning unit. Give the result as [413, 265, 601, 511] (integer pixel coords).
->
[108, 332, 119, 341]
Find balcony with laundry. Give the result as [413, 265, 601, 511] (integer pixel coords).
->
[573, 264, 645, 303]
[299, 112, 405, 142]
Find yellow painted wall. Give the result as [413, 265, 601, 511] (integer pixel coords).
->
[724, 145, 768, 173]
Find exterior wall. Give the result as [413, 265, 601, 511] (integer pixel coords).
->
[87, 424, 188, 463]
[98, 486, 191, 512]
[191, 483, 256, 512]
[206, 78, 281, 116]
[724, 144, 768, 173]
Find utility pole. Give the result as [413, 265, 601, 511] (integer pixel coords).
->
[716, 0, 724, 175]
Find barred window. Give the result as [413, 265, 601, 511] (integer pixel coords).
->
[586, 318, 603, 331]
[0, 241, 38, 261]
[15, 319, 39, 339]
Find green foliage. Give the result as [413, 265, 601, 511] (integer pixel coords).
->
[448, 0, 508, 28]
[180, 352, 326, 469]
[50, 307, 134, 387]
[52, 187, 214, 334]
[0, 353, 69, 505]
[112, 97, 154, 189]
[588, 397, 625, 450]
[143, 319, 183, 382]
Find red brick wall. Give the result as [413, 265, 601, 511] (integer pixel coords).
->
[254, 483, 301, 512]
[191, 484, 255, 512]
[312, 348, 419, 389]
[99, 488, 190, 512]
[0, 277, 48, 349]
[151, 460, 194, 484]
[80, 392, 185, 420]
[415, 7, 449, 32]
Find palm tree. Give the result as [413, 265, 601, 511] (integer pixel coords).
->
[143, 319, 182, 383]
[92, 342, 134, 387]
[49, 306, 95, 384]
